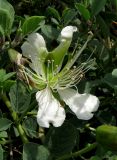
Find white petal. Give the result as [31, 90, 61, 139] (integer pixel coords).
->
[58, 88, 99, 120]
[61, 26, 77, 41]
[27, 33, 46, 50]
[21, 33, 46, 59]
[21, 41, 36, 59]
[21, 33, 48, 75]
[21, 41, 42, 75]
[36, 88, 65, 128]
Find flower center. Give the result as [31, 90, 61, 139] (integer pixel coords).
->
[19, 55, 95, 91]
[50, 59, 95, 90]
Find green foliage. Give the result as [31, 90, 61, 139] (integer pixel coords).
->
[91, 0, 107, 16]
[46, 7, 61, 21]
[23, 117, 38, 138]
[62, 8, 77, 25]
[41, 24, 59, 41]
[90, 156, 101, 160]
[23, 143, 50, 160]
[21, 16, 45, 36]
[0, 131, 8, 138]
[9, 82, 31, 113]
[0, 0, 14, 35]
[103, 69, 117, 90]
[0, 118, 12, 131]
[112, 69, 117, 78]
[0, 145, 3, 160]
[75, 3, 90, 20]
[45, 122, 78, 158]
[0, 69, 15, 92]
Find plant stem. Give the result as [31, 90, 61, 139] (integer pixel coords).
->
[0, 93, 28, 143]
[56, 143, 97, 160]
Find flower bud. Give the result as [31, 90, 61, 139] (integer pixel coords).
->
[96, 125, 117, 151]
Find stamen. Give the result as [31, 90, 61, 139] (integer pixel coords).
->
[51, 59, 54, 76]
[52, 58, 95, 90]
[54, 64, 59, 75]
[20, 66, 46, 87]
[24, 67, 44, 80]
[29, 55, 31, 58]
[73, 66, 76, 69]
[47, 59, 51, 81]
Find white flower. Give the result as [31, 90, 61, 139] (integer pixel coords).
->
[21, 26, 100, 128]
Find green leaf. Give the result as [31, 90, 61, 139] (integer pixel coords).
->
[110, 0, 117, 10]
[41, 24, 59, 40]
[112, 69, 117, 78]
[0, 131, 8, 138]
[3, 80, 16, 92]
[62, 8, 77, 25]
[0, 69, 15, 82]
[45, 122, 77, 157]
[15, 15, 25, 26]
[23, 143, 50, 160]
[0, 69, 6, 82]
[23, 117, 38, 138]
[91, 0, 107, 16]
[0, 145, 3, 160]
[0, 0, 15, 35]
[90, 156, 101, 160]
[51, 17, 59, 25]
[9, 82, 31, 113]
[96, 15, 110, 38]
[46, 7, 60, 21]
[103, 72, 117, 90]
[0, 69, 15, 92]
[0, 26, 4, 36]
[21, 16, 45, 36]
[2, 72, 15, 82]
[0, 118, 12, 131]
[75, 3, 90, 20]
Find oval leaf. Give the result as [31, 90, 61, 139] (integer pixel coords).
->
[0, 118, 12, 131]
[75, 3, 90, 20]
[112, 69, 117, 78]
[21, 16, 45, 36]
[45, 122, 77, 157]
[91, 0, 107, 16]
[23, 117, 38, 138]
[23, 143, 50, 160]
[46, 7, 60, 21]
[62, 8, 77, 25]
[9, 82, 31, 113]
[0, 0, 15, 35]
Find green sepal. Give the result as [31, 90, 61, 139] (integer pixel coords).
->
[45, 39, 71, 73]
